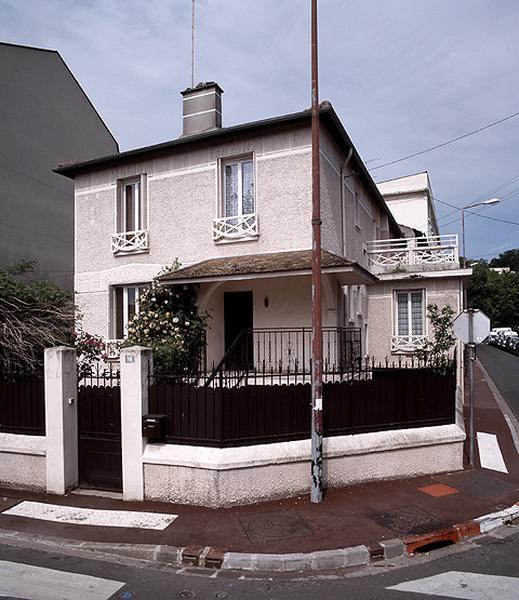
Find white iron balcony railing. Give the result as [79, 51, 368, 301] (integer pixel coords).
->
[111, 229, 149, 254]
[212, 213, 259, 241]
[391, 335, 428, 353]
[365, 235, 459, 272]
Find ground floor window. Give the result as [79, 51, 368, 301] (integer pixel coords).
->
[395, 290, 425, 337]
[113, 285, 146, 338]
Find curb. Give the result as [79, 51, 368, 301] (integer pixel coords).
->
[0, 501, 517, 572]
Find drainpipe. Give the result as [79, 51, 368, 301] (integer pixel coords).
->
[340, 147, 354, 256]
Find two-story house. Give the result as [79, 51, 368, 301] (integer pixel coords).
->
[56, 82, 468, 374]
[54, 82, 471, 505]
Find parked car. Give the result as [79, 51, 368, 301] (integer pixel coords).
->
[498, 331, 518, 350]
[488, 327, 512, 345]
[509, 337, 519, 356]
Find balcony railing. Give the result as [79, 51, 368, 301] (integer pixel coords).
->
[212, 213, 258, 241]
[111, 229, 149, 254]
[365, 235, 459, 272]
[391, 335, 427, 353]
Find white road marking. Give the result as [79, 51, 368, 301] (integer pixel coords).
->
[0, 559, 124, 600]
[3, 501, 178, 530]
[477, 432, 508, 473]
[387, 570, 519, 599]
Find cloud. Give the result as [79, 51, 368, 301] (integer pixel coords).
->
[0, 0, 517, 257]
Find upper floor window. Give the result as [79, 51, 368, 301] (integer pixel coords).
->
[111, 175, 149, 254]
[213, 157, 258, 241]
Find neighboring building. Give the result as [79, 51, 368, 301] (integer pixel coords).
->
[377, 172, 439, 237]
[0, 41, 118, 289]
[490, 267, 514, 274]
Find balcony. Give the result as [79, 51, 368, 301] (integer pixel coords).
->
[111, 229, 149, 254]
[212, 213, 259, 242]
[365, 235, 459, 274]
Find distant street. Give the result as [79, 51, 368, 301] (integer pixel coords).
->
[477, 344, 519, 423]
[1, 526, 519, 599]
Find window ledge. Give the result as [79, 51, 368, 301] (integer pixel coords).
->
[214, 234, 260, 245]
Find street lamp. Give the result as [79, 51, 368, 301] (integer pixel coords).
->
[461, 198, 500, 268]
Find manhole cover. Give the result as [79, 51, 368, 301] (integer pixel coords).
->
[239, 510, 313, 544]
[376, 506, 443, 536]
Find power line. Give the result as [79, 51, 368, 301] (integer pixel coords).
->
[369, 109, 519, 172]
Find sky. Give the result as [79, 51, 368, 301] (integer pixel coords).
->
[1, 0, 518, 259]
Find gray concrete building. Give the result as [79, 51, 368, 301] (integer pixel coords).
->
[0, 41, 118, 289]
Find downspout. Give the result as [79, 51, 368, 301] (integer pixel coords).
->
[340, 147, 354, 256]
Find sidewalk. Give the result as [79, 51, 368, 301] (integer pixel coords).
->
[0, 361, 518, 569]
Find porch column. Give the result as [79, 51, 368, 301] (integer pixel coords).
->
[120, 346, 153, 501]
[44, 346, 78, 494]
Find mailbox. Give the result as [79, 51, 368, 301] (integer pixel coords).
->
[142, 414, 167, 440]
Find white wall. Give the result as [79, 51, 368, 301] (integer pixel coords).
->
[0, 434, 46, 491]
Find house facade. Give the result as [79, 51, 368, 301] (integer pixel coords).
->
[59, 82, 467, 371]
[53, 83, 470, 505]
[0, 42, 118, 289]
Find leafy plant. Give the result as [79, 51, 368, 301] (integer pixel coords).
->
[0, 260, 74, 379]
[123, 278, 208, 377]
[74, 326, 108, 380]
[416, 304, 456, 370]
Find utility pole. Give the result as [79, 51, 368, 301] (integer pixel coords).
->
[191, 0, 196, 87]
[467, 308, 476, 466]
[310, 0, 323, 503]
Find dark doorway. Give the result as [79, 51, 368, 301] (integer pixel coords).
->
[224, 291, 253, 351]
[77, 384, 122, 492]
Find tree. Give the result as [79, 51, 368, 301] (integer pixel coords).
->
[490, 249, 519, 273]
[0, 260, 74, 378]
[468, 262, 519, 330]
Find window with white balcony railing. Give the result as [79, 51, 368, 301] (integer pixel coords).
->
[365, 235, 459, 272]
[392, 290, 427, 353]
[111, 176, 149, 254]
[213, 157, 258, 241]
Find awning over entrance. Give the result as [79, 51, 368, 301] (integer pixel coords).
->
[157, 250, 377, 286]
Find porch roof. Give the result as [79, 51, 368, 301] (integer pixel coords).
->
[157, 250, 377, 285]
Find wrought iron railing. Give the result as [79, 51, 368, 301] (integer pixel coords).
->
[203, 327, 362, 387]
[365, 235, 459, 271]
[212, 213, 258, 241]
[391, 334, 428, 353]
[111, 229, 149, 254]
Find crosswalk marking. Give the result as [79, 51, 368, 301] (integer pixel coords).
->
[3, 501, 178, 530]
[477, 432, 508, 473]
[388, 570, 519, 599]
[0, 559, 124, 600]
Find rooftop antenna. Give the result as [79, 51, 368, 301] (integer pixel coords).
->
[191, 0, 208, 88]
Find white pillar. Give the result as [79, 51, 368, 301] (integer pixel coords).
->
[120, 346, 152, 501]
[44, 346, 78, 494]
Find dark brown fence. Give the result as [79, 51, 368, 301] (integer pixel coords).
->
[148, 367, 456, 447]
[0, 379, 45, 435]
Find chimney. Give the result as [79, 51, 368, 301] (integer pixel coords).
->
[180, 81, 223, 136]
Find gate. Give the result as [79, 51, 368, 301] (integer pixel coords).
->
[77, 370, 122, 492]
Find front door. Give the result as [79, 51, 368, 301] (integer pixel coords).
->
[224, 291, 253, 351]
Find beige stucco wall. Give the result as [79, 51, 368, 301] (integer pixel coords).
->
[0, 434, 46, 491]
[320, 128, 390, 268]
[142, 423, 464, 507]
[200, 274, 341, 366]
[367, 274, 463, 361]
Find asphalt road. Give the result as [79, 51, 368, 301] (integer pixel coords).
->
[477, 344, 519, 423]
[0, 526, 518, 599]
